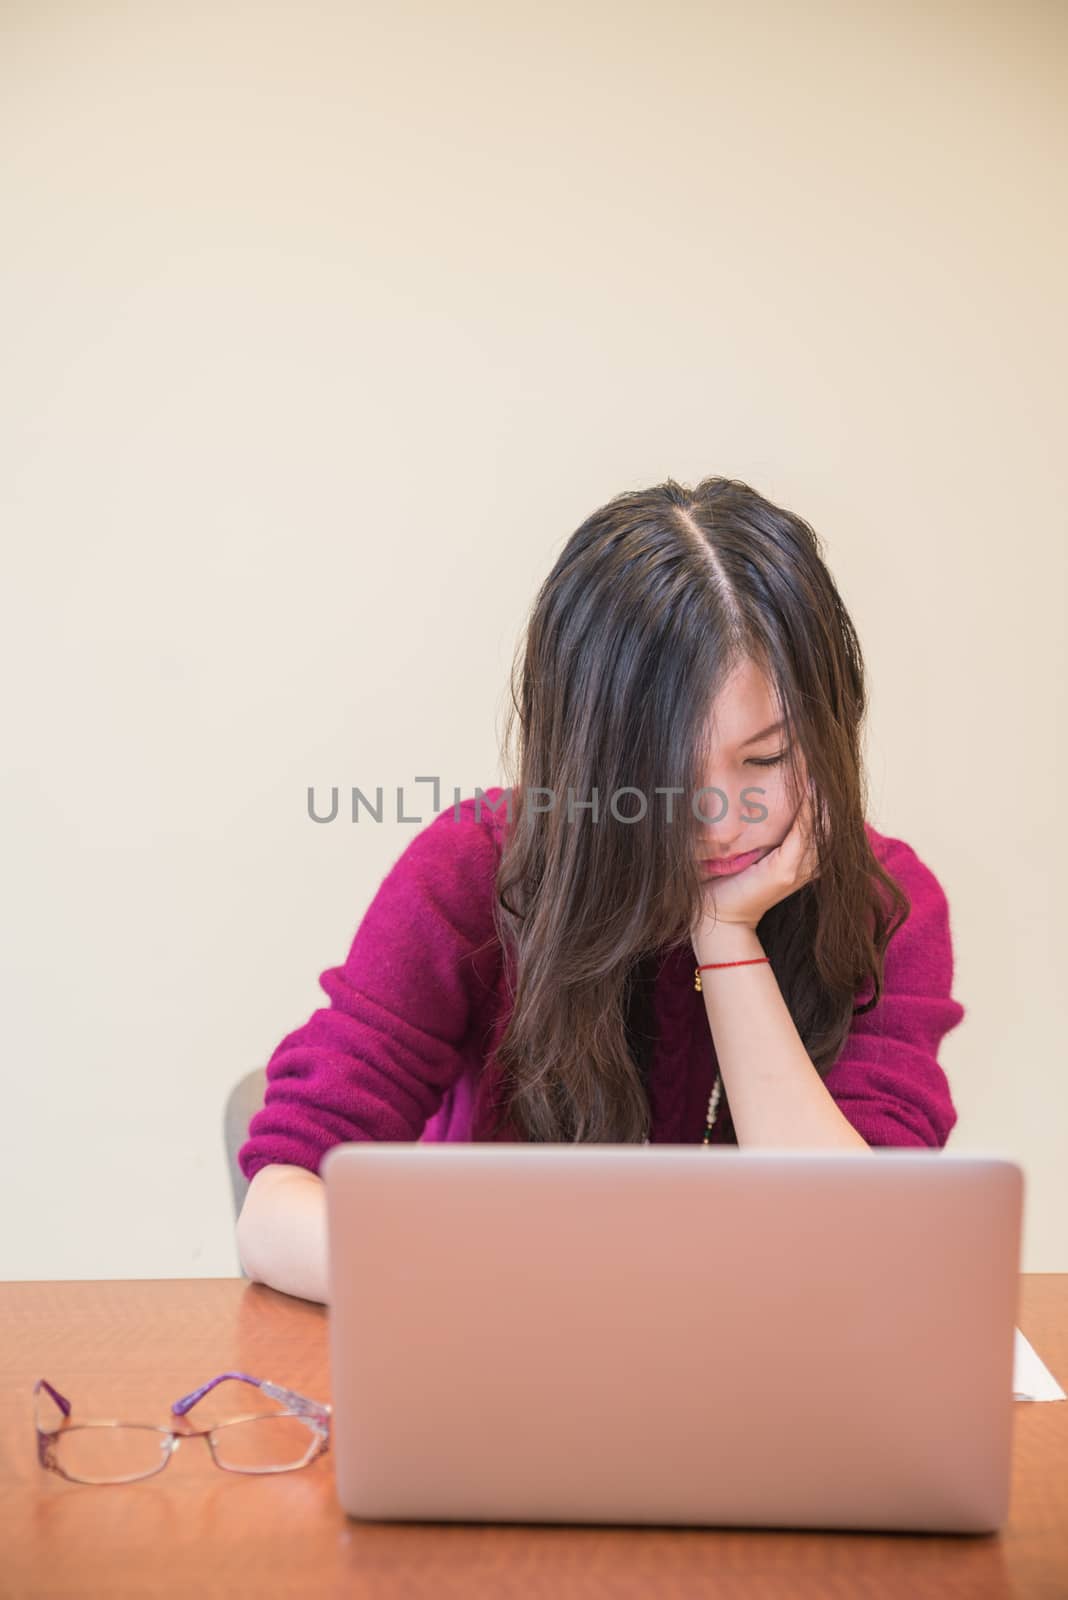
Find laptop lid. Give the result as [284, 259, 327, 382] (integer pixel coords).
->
[322, 1145, 1022, 1534]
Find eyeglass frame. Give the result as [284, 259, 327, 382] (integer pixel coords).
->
[34, 1370, 332, 1484]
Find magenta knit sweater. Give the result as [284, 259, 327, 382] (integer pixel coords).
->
[237, 786, 966, 1182]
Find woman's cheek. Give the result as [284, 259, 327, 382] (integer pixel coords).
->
[743, 774, 783, 826]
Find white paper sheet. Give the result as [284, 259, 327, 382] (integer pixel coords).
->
[1013, 1327, 1066, 1401]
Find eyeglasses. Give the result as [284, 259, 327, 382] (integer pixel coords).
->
[34, 1371, 332, 1485]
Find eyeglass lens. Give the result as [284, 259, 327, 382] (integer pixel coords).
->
[54, 1414, 320, 1483]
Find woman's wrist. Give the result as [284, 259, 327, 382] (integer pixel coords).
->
[692, 921, 765, 967]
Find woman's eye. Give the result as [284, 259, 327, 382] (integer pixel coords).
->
[747, 752, 787, 767]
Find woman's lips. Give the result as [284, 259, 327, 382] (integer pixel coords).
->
[698, 848, 768, 877]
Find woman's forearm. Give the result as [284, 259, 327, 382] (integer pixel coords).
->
[236, 1163, 331, 1305]
[694, 925, 869, 1150]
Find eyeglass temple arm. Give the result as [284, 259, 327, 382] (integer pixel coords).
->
[33, 1373, 329, 1424]
[169, 1371, 330, 1419]
[34, 1379, 71, 1417]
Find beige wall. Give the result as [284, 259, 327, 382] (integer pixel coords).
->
[2, 1, 1065, 1276]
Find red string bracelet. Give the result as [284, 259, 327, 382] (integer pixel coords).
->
[694, 957, 770, 992]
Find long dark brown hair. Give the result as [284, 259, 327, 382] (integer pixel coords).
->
[484, 475, 909, 1144]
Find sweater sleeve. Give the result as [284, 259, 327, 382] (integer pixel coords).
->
[237, 800, 503, 1182]
[822, 832, 966, 1148]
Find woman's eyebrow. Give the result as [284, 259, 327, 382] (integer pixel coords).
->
[739, 719, 785, 748]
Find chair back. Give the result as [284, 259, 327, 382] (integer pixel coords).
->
[224, 1067, 267, 1234]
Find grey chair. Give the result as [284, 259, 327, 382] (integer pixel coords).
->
[224, 1067, 267, 1229]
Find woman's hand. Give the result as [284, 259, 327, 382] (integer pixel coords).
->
[690, 782, 823, 948]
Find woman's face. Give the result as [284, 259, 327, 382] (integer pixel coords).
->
[694, 658, 808, 870]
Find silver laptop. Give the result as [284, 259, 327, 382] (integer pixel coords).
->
[322, 1145, 1022, 1534]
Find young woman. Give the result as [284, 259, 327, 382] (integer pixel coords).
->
[236, 475, 965, 1303]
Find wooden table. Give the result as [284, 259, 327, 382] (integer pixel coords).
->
[1, 1276, 1066, 1599]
